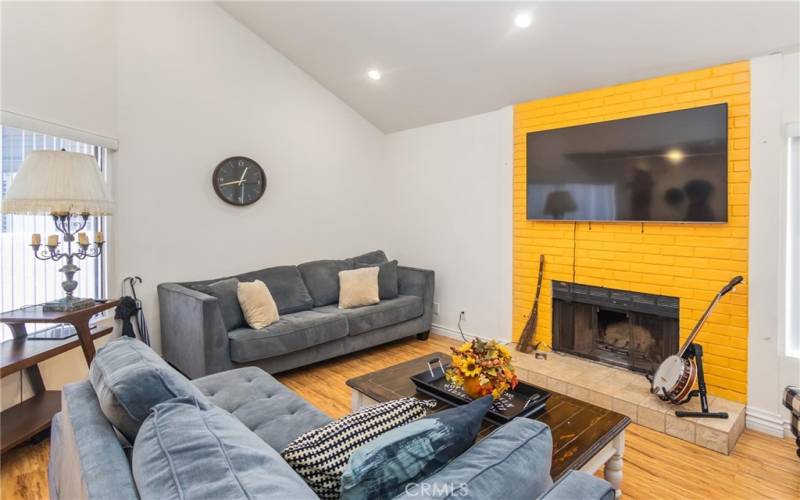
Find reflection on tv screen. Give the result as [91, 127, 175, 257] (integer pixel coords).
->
[526, 104, 728, 222]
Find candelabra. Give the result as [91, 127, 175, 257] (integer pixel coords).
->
[30, 213, 105, 312]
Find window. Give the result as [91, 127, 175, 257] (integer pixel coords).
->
[0, 126, 108, 340]
[787, 133, 800, 357]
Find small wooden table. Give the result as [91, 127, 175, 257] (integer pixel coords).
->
[347, 352, 630, 498]
[0, 300, 119, 453]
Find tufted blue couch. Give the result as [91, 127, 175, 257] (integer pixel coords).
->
[49, 344, 615, 500]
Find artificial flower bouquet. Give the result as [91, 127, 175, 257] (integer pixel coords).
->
[445, 339, 518, 399]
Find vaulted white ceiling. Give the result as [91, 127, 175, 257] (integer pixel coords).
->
[220, 1, 800, 133]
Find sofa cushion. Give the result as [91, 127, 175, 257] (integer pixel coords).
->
[298, 259, 355, 307]
[282, 397, 433, 499]
[352, 250, 388, 266]
[228, 310, 348, 363]
[341, 396, 493, 500]
[392, 418, 554, 500]
[236, 265, 314, 315]
[132, 397, 317, 500]
[193, 367, 332, 452]
[339, 267, 380, 309]
[237, 279, 279, 329]
[89, 336, 209, 442]
[353, 251, 397, 299]
[316, 295, 423, 336]
[188, 277, 245, 331]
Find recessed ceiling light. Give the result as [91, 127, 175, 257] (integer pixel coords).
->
[367, 69, 382, 81]
[666, 149, 684, 163]
[514, 12, 533, 28]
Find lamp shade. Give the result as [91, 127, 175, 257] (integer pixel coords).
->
[1, 151, 113, 215]
[543, 190, 577, 217]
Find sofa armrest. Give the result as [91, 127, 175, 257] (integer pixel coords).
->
[49, 381, 138, 500]
[537, 470, 615, 500]
[397, 265, 435, 330]
[158, 282, 231, 378]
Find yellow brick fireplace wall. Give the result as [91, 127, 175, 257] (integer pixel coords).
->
[513, 62, 750, 403]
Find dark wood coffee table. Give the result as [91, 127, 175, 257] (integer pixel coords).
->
[346, 352, 630, 498]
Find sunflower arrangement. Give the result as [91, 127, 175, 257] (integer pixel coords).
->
[446, 339, 518, 400]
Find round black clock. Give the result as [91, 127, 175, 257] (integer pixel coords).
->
[212, 156, 266, 206]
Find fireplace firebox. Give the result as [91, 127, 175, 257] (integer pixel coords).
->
[551, 281, 679, 374]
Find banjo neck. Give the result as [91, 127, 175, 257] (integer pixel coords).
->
[676, 276, 743, 358]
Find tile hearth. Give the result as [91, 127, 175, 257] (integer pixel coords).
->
[512, 348, 745, 454]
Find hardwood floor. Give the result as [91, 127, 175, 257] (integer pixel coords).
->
[2, 334, 798, 499]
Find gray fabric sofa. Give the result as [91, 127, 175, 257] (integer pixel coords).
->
[49, 359, 614, 500]
[158, 250, 434, 378]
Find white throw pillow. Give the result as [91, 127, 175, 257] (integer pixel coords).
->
[338, 267, 380, 309]
[237, 280, 279, 329]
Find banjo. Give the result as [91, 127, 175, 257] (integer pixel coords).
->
[651, 275, 743, 403]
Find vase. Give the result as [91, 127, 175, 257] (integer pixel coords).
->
[462, 376, 485, 399]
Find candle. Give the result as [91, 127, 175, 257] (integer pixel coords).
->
[95, 231, 104, 243]
[31, 233, 41, 246]
[47, 234, 59, 246]
[78, 232, 89, 245]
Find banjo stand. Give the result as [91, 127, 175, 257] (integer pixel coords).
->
[666, 343, 728, 419]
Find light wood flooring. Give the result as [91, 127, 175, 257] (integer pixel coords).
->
[2, 334, 798, 499]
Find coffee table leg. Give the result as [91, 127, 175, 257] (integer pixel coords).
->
[604, 432, 624, 499]
[350, 389, 380, 411]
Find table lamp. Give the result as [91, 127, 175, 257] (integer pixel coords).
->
[1, 150, 114, 311]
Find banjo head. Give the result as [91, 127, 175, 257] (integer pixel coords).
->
[652, 355, 685, 395]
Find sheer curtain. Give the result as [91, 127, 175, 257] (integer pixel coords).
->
[0, 126, 108, 340]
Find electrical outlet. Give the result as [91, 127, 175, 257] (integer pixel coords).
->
[459, 310, 466, 322]
[433, 303, 440, 316]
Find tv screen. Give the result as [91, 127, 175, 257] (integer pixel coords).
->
[526, 103, 728, 222]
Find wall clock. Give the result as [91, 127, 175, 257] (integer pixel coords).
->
[212, 156, 266, 206]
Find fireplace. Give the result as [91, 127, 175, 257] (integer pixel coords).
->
[551, 281, 679, 374]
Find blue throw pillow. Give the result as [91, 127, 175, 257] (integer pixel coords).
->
[89, 336, 209, 442]
[341, 396, 493, 500]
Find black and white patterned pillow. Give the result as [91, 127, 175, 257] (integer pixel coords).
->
[281, 397, 435, 499]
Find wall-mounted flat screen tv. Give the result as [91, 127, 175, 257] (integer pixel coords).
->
[526, 103, 728, 222]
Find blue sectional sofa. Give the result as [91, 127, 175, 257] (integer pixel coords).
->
[48, 337, 615, 500]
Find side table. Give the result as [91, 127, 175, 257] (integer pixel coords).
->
[0, 300, 119, 453]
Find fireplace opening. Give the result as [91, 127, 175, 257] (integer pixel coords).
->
[551, 282, 679, 374]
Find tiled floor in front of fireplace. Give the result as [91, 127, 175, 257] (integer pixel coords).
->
[512, 348, 746, 454]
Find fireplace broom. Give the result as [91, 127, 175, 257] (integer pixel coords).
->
[517, 255, 544, 354]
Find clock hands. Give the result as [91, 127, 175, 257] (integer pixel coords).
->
[219, 180, 256, 187]
[219, 166, 251, 188]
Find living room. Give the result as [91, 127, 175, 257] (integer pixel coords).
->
[1, 1, 798, 499]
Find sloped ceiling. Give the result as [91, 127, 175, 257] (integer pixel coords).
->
[220, 1, 800, 133]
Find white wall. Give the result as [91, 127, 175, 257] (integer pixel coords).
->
[112, 2, 386, 352]
[0, 1, 116, 139]
[0, 1, 119, 409]
[748, 51, 800, 437]
[383, 108, 513, 342]
[0, 1, 386, 408]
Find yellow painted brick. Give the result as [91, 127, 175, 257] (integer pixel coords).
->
[675, 89, 712, 103]
[695, 74, 735, 89]
[514, 62, 750, 400]
[712, 61, 749, 76]
[675, 68, 713, 82]
[732, 72, 750, 83]
[712, 83, 750, 97]
[730, 104, 749, 117]
[663, 81, 696, 94]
